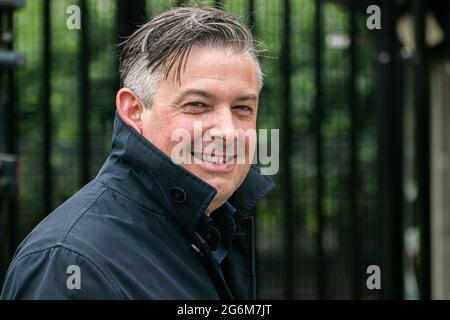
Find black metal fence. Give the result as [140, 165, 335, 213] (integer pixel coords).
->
[0, 0, 435, 299]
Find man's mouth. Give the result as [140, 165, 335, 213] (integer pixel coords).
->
[191, 152, 235, 164]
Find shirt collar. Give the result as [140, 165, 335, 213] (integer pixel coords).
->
[96, 113, 276, 234]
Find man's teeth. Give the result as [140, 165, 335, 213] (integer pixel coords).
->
[192, 153, 233, 164]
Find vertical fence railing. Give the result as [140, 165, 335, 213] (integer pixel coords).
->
[377, 0, 404, 299]
[314, 0, 326, 299]
[117, 0, 147, 40]
[349, 0, 361, 300]
[247, 0, 255, 33]
[0, 9, 3, 276]
[42, 0, 52, 218]
[413, 0, 431, 300]
[0, 5, 19, 269]
[5, 8, 17, 260]
[280, 0, 295, 299]
[246, 0, 261, 299]
[79, 0, 91, 185]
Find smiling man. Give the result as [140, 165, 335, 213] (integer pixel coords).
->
[1, 6, 275, 300]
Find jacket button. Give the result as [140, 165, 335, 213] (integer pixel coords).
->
[169, 187, 187, 203]
[205, 227, 221, 251]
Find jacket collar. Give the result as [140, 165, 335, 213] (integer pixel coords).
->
[96, 113, 275, 234]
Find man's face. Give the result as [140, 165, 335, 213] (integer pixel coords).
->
[140, 46, 259, 213]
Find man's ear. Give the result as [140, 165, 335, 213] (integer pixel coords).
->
[116, 88, 146, 134]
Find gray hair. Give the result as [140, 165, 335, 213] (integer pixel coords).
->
[119, 6, 263, 108]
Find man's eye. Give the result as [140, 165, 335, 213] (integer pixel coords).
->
[233, 105, 253, 113]
[186, 102, 207, 108]
[183, 102, 209, 114]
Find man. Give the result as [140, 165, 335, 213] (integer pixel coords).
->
[1, 6, 275, 299]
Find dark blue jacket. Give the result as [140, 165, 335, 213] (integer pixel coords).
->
[0, 114, 275, 299]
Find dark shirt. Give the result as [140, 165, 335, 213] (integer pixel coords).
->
[209, 202, 237, 265]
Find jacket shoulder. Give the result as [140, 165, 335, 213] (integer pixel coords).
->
[1, 244, 122, 299]
[13, 180, 108, 258]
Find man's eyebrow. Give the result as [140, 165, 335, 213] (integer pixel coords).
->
[234, 94, 258, 102]
[177, 89, 216, 101]
[176, 89, 258, 103]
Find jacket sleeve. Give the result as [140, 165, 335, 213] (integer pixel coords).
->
[0, 245, 122, 300]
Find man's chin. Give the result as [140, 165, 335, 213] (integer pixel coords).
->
[205, 178, 235, 195]
[197, 175, 237, 202]
[182, 165, 248, 201]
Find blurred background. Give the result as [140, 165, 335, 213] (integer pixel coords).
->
[1, 0, 449, 299]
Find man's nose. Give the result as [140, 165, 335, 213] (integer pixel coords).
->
[210, 107, 237, 142]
